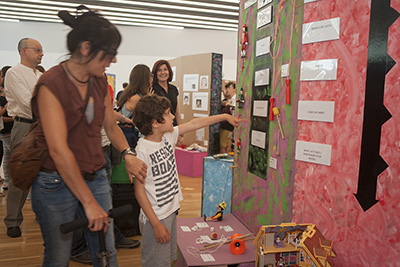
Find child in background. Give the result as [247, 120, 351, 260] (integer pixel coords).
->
[132, 94, 245, 266]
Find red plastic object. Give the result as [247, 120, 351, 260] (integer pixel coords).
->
[231, 233, 242, 240]
[285, 78, 291, 104]
[230, 239, 246, 255]
[269, 97, 275, 121]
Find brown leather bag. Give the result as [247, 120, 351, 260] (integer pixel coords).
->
[9, 121, 48, 190]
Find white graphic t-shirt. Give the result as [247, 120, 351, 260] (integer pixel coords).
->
[136, 127, 183, 221]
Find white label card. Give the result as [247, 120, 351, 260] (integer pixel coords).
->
[257, 5, 272, 28]
[258, 0, 273, 9]
[201, 254, 216, 262]
[223, 225, 234, 232]
[245, 0, 257, 9]
[298, 101, 335, 122]
[251, 130, 266, 149]
[180, 226, 191, 232]
[196, 222, 209, 228]
[302, 17, 340, 44]
[300, 59, 338, 81]
[255, 68, 270, 86]
[281, 64, 289, 77]
[295, 140, 332, 166]
[171, 66, 176, 82]
[269, 157, 277, 169]
[253, 100, 269, 117]
[256, 36, 271, 57]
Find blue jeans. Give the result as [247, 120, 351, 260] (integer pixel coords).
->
[32, 168, 118, 267]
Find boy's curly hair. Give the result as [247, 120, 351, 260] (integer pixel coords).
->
[132, 95, 171, 136]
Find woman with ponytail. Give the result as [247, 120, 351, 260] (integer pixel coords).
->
[30, 6, 147, 266]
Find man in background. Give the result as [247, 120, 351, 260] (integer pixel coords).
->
[4, 38, 44, 238]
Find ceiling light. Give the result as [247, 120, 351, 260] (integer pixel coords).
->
[0, 17, 19, 22]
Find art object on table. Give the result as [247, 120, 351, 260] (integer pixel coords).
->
[240, 24, 248, 58]
[204, 201, 227, 222]
[272, 107, 285, 139]
[229, 234, 246, 255]
[210, 232, 218, 240]
[237, 87, 245, 109]
[254, 222, 336, 267]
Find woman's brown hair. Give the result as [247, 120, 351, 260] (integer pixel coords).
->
[151, 59, 173, 85]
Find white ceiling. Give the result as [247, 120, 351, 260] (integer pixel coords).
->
[0, 0, 239, 31]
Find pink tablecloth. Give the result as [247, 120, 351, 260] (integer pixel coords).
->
[176, 214, 256, 266]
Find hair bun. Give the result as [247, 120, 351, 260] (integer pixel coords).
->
[58, 10, 76, 28]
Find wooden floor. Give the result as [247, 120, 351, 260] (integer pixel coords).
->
[0, 174, 203, 267]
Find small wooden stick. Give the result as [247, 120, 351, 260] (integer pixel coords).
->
[199, 237, 255, 251]
[202, 233, 253, 249]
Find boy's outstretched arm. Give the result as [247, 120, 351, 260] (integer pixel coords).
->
[178, 114, 246, 136]
[134, 177, 171, 244]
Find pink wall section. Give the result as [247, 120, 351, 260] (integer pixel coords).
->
[292, 0, 400, 265]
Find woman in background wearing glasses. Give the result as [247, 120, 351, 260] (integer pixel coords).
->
[30, 6, 147, 266]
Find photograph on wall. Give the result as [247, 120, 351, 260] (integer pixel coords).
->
[183, 92, 190, 106]
[183, 74, 199, 91]
[192, 92, 209, 111]
[199, 75, 209, 89]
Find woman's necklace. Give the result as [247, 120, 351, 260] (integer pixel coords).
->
[64, 61, 90, 84]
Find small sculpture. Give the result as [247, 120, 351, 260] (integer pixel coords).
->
[204, 201, 227, 222]
[240, 24, 248, 58]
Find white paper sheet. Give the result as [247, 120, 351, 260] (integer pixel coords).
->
[253, 100, 269, 117]
[196, 128, 205, 141]
[269, 157, 277, 169]
[300, 59, 338, 81]
[304, 0, 319, 3]
[257, 5, 272, 28]
[183, 92, 190, 106]
[302, 17, 340, 44]
[171, 66, 176, 82]
[180, 226, 191, 232]
[258, 0, 273, 9]
[281, 63, 289, 77]
[295, 140, 332, 166]
[201, 254, 216, 262]
[192, 92, 208, 111]
[196, 222, 209, 228]
[297, 101, 335, 122]
[256, 36, 271, 57]
[245, 0, 257, 9]
[254, 68, 270, 86]
[193, 113, 208, 118]
[183, 74, 199, 91]
[251, 130, 266, 149]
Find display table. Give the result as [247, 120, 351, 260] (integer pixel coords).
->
[176, 214, 256, 267]
[202, 156, 233, 217]
[175, 148, 208, 177]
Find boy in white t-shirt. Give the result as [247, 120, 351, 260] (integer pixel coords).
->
[132, 95, 244, 266]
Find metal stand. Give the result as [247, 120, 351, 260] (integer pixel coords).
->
[97, 230, 111, 267]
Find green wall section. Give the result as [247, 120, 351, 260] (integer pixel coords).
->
[232, 0, 304, 233]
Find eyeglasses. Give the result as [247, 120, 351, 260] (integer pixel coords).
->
[24, 47, 43, 54]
